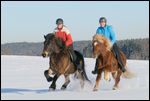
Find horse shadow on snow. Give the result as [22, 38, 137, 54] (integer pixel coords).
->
[1, 88, 66, 95]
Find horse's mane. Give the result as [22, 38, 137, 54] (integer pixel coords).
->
[93, 34, 111, 51]
[46, 33, 66, 49]
[55, 37, 66, 49]
[45, 33, 55, 40]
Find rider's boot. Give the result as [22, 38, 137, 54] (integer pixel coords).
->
[92, 58, 99, 74]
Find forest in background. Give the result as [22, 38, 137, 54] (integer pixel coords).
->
[1, 38, 149, 60]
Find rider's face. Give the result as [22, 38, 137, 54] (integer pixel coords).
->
[100, 21, 106, 27]
[57, 24, 63, 29]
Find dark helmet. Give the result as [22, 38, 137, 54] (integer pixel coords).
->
[99, 17, 107, 23]
[56, 18, 63, 25]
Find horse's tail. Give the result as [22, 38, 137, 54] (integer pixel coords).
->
[122, 64, 136, 79]
[118, 50, 136, 79]
[74, 50, 91, 83]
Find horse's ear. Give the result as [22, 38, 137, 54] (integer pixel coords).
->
[44, 35, 46, 39]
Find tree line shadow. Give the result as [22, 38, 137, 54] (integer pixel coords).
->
[1, 88, 51, 95]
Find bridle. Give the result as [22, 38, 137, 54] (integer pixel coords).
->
[93, 40, 109, 69]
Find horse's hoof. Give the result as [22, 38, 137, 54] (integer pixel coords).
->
[47, 77, 53, 82]
[44, 70, 53, 82]
[80, 82, 84, 89]
[92, 70, 98, 75]
[49, 87, 56, 91]
[61, 86, 66, 90]
[49, 85, 56, 91]
[93, 88, 98, 91]
[113, 86, 119, 90]
[61, 85, 67, 90]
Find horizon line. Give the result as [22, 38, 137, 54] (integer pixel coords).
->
[1, 37, 149, 45]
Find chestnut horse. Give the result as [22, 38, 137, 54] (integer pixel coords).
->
[92, 34, 133, 91]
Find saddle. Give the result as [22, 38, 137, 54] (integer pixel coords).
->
[68, 50, 74, 62]
[55, 38, 76, 63]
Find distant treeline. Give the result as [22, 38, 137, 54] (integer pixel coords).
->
[1, 38, 149, 60]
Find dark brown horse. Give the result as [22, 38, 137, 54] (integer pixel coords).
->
[42, 33, 90, 90]
[92, 34, 133, 91]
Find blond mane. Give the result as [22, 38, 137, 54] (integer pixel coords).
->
[93, 34, 111, 51]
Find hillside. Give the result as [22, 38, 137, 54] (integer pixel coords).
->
[1, 38, 149, 60]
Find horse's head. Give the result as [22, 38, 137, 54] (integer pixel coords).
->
[92, 34, 111, 58]
[42, 33, 55, 57]
[92, 40, 102, 58]
[42, 33, 65, 58]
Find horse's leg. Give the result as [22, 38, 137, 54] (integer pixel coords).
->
[44, 69, 53, 82]
[113, 70, 122, 90]
[104, 69, 111, 81]
[49, 74, 60, 91]
[73, 70, 85, 89]
[93, 69, 103, 91]
[78, 71, 85, 89]
[80, 74, 85, 89]
[112, 71, 117, 80]
[61, 75, 70, 90]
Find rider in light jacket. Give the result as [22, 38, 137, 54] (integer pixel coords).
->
[92, 17, 126, 74]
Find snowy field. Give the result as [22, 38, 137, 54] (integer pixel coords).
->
[1, 55, 149, 100]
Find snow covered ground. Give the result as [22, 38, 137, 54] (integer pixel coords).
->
[1, 55, 149, 100]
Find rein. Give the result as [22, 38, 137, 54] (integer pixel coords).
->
[93, 40, 110, 69]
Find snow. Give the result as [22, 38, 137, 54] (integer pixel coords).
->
[1, 55, 149, 100]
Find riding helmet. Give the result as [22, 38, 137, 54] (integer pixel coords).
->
[99, 17, 107, 23]
[56, 18, 63, 25]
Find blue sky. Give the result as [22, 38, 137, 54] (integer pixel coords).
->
[1, 1, 149, 43]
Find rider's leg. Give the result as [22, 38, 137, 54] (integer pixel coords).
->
[68, 45, 77, 62]
[92, 58, 99, 74]
[67, 45, 82, 70]
[112, 43, 126, 73]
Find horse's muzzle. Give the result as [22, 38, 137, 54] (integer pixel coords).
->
[42, 51, 49, 58]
